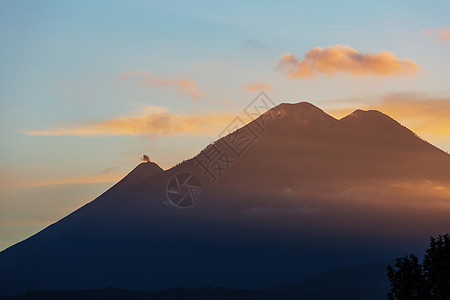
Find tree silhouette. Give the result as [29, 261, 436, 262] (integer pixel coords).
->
[423, 234, 450, 299]
[387, 254, 429, 300]
[387, 233, 450, 300]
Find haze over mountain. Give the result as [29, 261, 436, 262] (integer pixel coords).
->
[1, 102, 449, 295]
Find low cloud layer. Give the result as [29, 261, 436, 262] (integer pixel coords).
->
[22, 106, 235, 137]
[328, 92, 450, 140]
[277, 45, 420, 78]
[119, 70, 205, 100]
[422, 27, 450, 42]
[374, 93, 450, 138]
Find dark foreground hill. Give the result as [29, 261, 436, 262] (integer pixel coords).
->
[1, 101, 449, 294]
[1, 260, 393, 299]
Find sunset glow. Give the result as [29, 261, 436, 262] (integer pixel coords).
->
[1, 1, 449, 297]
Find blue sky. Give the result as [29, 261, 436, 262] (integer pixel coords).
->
[1, 0, 449, 250]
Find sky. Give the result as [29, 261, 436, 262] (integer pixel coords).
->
[1, 0, 449, 251]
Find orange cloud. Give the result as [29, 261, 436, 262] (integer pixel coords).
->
[390, 179, 450, 198]
[328, 92, 450, 139]
[243, 82, 271, 91]
[372, 93, 450, 138]
[119, 69, 205, 100]
[422, 27, 450, 42]
[277, 45, 420, 78]
[22, 106, 235, 137]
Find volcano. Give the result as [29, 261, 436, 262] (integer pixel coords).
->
[1, 102, 449, 295]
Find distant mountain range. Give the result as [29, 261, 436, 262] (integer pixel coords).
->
[1, 102, 449, 295]
[1, 260, 393, 299]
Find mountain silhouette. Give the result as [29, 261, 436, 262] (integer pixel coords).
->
[269, 259, 394, 298]
[0, 260, 394, 299]
[1, 102, 449, 295]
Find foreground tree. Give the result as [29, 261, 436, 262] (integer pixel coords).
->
[387, 254, 430, 300]
[387, 233, 450, 300]
[423, 234, 450, 299]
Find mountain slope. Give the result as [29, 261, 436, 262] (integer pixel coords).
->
[0, 101, 449, 295]
[0, 162, 163, 269]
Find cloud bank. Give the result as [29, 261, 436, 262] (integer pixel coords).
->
[277, 45, 420, 78]
[374, 93, 450, 138]
[328, 92, 450, 139]
[22, 106, 235, 137]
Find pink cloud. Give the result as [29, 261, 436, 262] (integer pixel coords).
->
[422, 27, 450, 42]
[277, 45, 420, 78]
